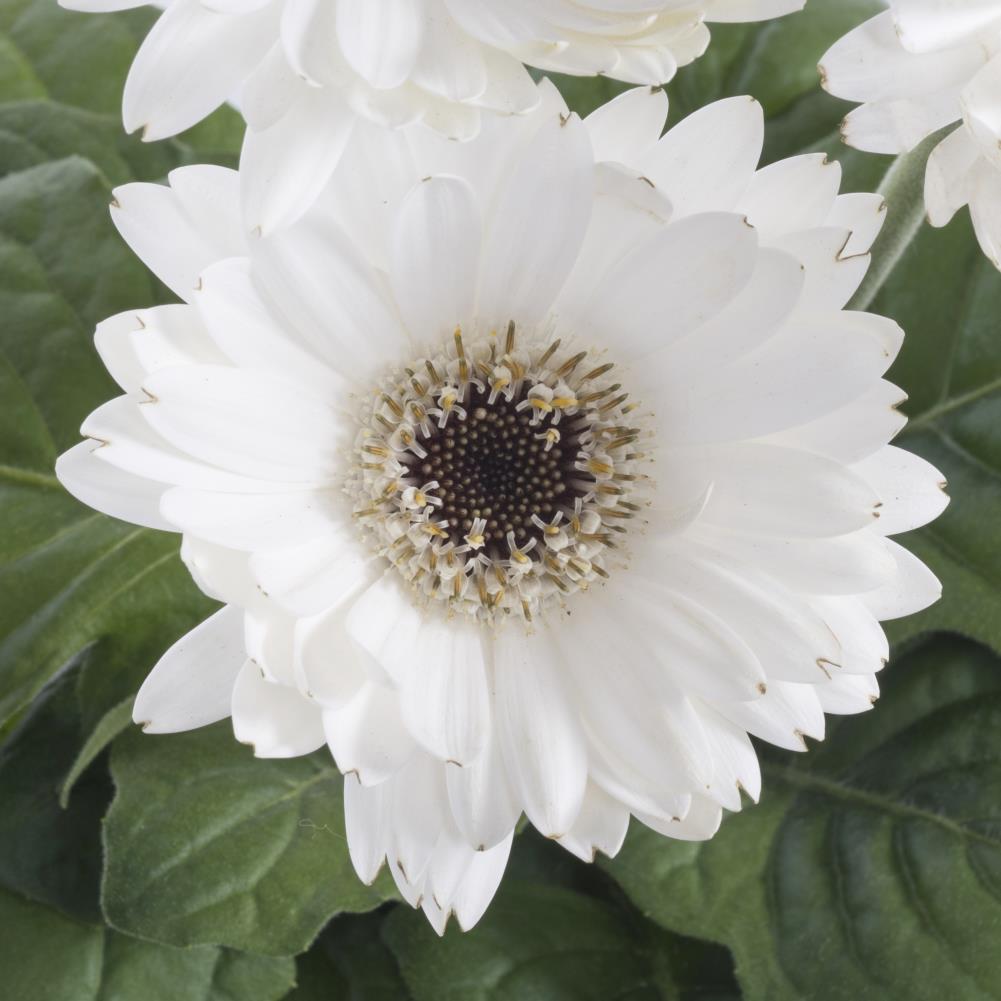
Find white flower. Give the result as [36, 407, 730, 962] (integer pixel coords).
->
[820, 1, 1001, 269]
[60, 0, 804, 229]
[57, 82, 947, 934]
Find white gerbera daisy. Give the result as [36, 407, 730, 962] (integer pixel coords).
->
[57, 82, 947, 935]
[820, 1, 1001, 269]
[60, 0, 804, 229]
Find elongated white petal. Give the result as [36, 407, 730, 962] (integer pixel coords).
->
[477, 111, 594, 326]
[492, 628, 588, 838]
[231, 659, 326, 757]
[133, 606, 245, 732]
[390, 175, 482, 343]
[112, 167, 244, 300]
[56, 441, 172, 532]
[323, 683, 417, 785]
[557, 784, 630, 862]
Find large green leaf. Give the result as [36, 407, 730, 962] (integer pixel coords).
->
[285, 911, 412, 1001]
[0, 660, 295, 1001]
[385, 883, 670, 1001]
[606, 635, 1001, 1000]
[0, 888, 295, 1001]
[0, 667, 108, 922]
[102, 724, 395, 956]
[380, 831, 739, 1001]
[0, 154, 216, 733]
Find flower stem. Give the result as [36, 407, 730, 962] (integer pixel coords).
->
[850, 130, 945, 313]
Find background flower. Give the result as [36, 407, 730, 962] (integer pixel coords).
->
[59, 0, 804, 229]
[820, 0, 1001, 269]
[57, 78, 945, 934]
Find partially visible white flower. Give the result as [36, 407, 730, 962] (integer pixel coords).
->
[820, 1, 1001, 268]
[58, 82, 947, 935]
[60, 0, 804, 229]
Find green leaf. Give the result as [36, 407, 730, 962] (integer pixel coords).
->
[605, 636, 1001, 1000]
[0, 888, 295, 1001]
[60, 695, 133, 809]
[384, 883, 664, 1001]
[385, 881, 704, 1001]
[285, 910, 412, 1001]
[0, 666, 108, 921]
[380, 831, 739, 1001]
[102, 723, 396, 956]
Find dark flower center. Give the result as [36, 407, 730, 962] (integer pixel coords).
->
[405, 383, 588, 556]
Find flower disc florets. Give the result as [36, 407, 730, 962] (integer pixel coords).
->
[351, 325, 648, 621]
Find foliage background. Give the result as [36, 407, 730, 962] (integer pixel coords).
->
[2, 1, 1000, 998]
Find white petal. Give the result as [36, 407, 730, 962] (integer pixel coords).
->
[111, 167, 244, 301]
[140, 365, 344, 482]
[820, 11, 986, 104]
[968, 156, 1001, 270]
[294, 605, 373, 709]
[925, 126, 980, 228]
[251, 532, 377, 617]
[853, 445, 949, 535]
[56, 440, 171, 531]
[343, 772, 389, 884]
[738, 153, 842, 240]
[669, 442, 882, 538]
[859, 539, 942, 620]
[815, 672, 879, 715]
[346, 573, 426, 687]
[639, 96, 763, 217]
[336, 0, 424, 89]
[252, 212, 409, 375]
[194, 258, 350, 402]
[557, 783, 629, 862]
[123, 0, 276, 140]
[477, 110, 593, 326]
[399, 619, 491, 766]
[83, 397, 281, 496]
[322, 682, 417, 785]
[240, 87, 355, 234]
[231, 659, 326, 757]
[390, 175, 482, 344]
[584, 84, 668, 163]
[452, 833, 513, 932]
[492, 627, 588, 838]
[445, 733, 521, 851]
[892, 1, 1001, 54]
[719, 681, 826, 752]
[161, 487, 341, 550]
[133, 605, 245, 733]
[575, 212, 758, 360]
[388, 754, 449, 887]
[636, 794, 722, 842]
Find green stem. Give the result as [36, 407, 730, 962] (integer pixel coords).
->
[850, 131, 944, 313]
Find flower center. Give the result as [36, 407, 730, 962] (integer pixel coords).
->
[348, 324, 649, 623]
[414, 384, 587, 555]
